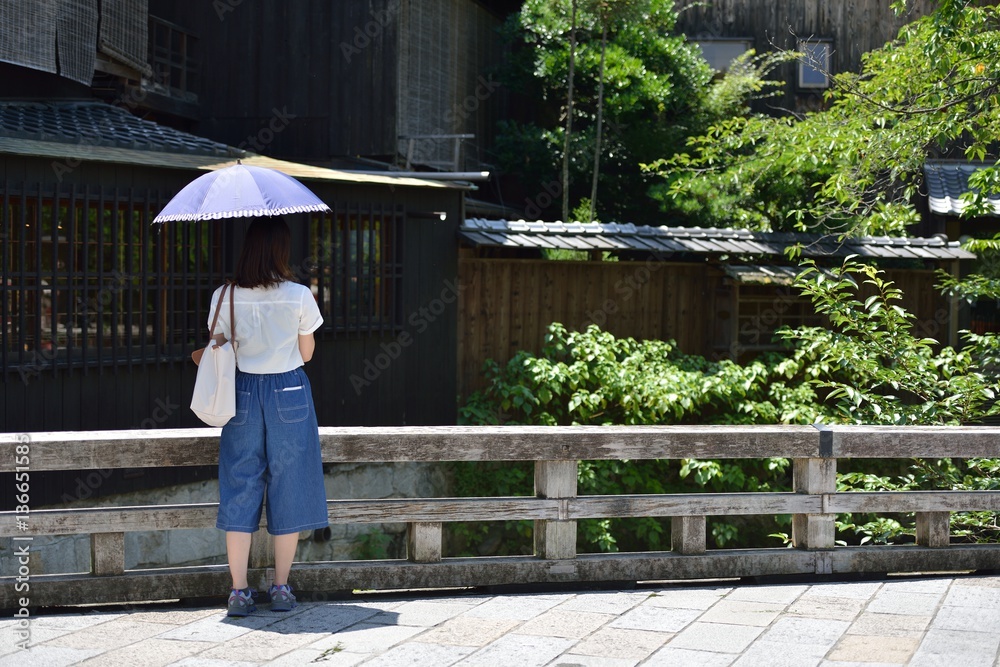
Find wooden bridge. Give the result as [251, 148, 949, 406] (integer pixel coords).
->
[2, 425, 999, 609]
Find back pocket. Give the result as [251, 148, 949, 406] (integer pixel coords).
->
[275, 385, 309, 423]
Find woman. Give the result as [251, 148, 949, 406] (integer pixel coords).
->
[209, 216, 328, 616]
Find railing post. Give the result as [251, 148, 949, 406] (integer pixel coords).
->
[408, 522, 443, 562]
[671, 516, 706, 555]
[91, 532, 125, 576]
[534, 460, 577, 560]
[916, 511, 950, 548]
[792, 458, 836, 550]
[249, 531, 275, 590]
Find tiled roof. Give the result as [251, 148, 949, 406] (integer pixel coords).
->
[460, 219, 975, 261]
[0, 101, 457, 189]
[0, 101, 237, 156]
[924, 160, 1000, 217]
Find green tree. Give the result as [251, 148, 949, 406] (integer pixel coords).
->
[647, 1, 1000, 235]
[498, 0, 714, 223]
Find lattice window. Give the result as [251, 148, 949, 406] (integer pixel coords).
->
[307, 204, 403, 335]
[1, 184, 226, 377]
[736, 284, 824, 350]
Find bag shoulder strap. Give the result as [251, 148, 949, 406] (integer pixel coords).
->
[208, 284, 229, 337]
[229, 283, 237, 345]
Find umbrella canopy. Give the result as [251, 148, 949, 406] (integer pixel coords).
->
[153, 162, 331, 223]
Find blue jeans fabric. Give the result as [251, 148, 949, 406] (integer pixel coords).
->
[216, 367, 329, 535]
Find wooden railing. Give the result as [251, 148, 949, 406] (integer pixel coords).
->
[2, 425, 999, 608]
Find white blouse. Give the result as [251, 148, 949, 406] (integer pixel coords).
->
[208, 281, 323, 374]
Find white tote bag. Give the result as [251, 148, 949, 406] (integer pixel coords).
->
[190, 284, 237, 427]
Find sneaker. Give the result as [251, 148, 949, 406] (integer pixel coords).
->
[227, 587, 256, 617]
[269, 584, 297, 612]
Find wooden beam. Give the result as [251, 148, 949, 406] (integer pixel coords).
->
[671, 516, 706, 555]
[535, 461, 577, 560]
[792, 458, 836, 550]
[408, 522, 443, 563]
[90, 532, 125, 576]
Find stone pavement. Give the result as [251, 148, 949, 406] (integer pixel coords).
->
[1, 573, 999, 666]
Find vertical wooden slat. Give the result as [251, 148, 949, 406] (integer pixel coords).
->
[408, 522, 443, 563]
[916, 511, 950, 548]
[534, 460, 577, 560]
[91, 532, 126, 576]
[792, 457, 836, 550]
[671, 516, 707, 555]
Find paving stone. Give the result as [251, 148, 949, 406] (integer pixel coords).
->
[643, 587, 731, 610]
[643, 646, 737, 667]
[569, 627, 671, 660]
[827, 635, 918, 664]
[0, 645, 102, 667]
[518, 610, 615, 639]
[342, 641, 472, 667]
[608, 604, 701, 633]
[367, 600, 475, 627]
[555, 592, 649, 615]
[880, 577, 952, 594]
[931, 604, 1000, 631]
[74, 638, 215, 667]
[458, 634, 576, 667]
[168, 658, 260, 666]
[865, 591, 943, 616]
[197, 617, 331, 662]
[546, 654, 638, 667]
[909, 628, 1000, 667]
[269, 602, 384, 634]
[666, 622, 765, 654]
[943, 584, 1000, 610]
[758, 617, 850, 648]
[462, 594, 572, 621]
[267, 646, 362, 666]
[818, 662, 905, 667]
[730, 639, 826, 667]
[799, 582, 883, 600]
[126, 607, 222, 625]
[698, 600, 786, 627]
[6, 612, 124, 648]
[43, 618, 176, 650]
[156, 612, 284, 643]
[417, 616, 520, 647]
[846, 612, 930, 637]
[724, 585, 807, 605]
[787, 596, 866, 621]
[305, 621, 424, 653]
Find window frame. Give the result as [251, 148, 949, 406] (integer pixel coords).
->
[797, 38, 832, 90]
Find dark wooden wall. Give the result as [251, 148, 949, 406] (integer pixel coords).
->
[458, 258, 716, 397]
[1, 158, 464, 432]
[675, 0, 938, 113]
[148, 0, 508, 167]
[149, 0, 400, 161]
[457, 257, 957, 399]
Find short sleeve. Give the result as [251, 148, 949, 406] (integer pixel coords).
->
[298, 286, 324, 334]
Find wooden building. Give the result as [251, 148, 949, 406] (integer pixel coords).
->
[674, 0, 939, 114]
[457, 219, 974, 397]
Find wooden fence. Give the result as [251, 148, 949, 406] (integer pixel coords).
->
[2, 425, 999, 608]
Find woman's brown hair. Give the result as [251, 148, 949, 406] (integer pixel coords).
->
[233, 217, 295, 288]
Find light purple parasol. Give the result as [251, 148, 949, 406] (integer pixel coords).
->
[152, 161, 331, 223]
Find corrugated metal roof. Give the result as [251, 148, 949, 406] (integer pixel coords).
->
[924, 160, 1000, 216]
[460, 219, 976, 260]
[0, 102, 456, 189]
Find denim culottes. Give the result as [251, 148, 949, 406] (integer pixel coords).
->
[216, 367, 329, 535]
